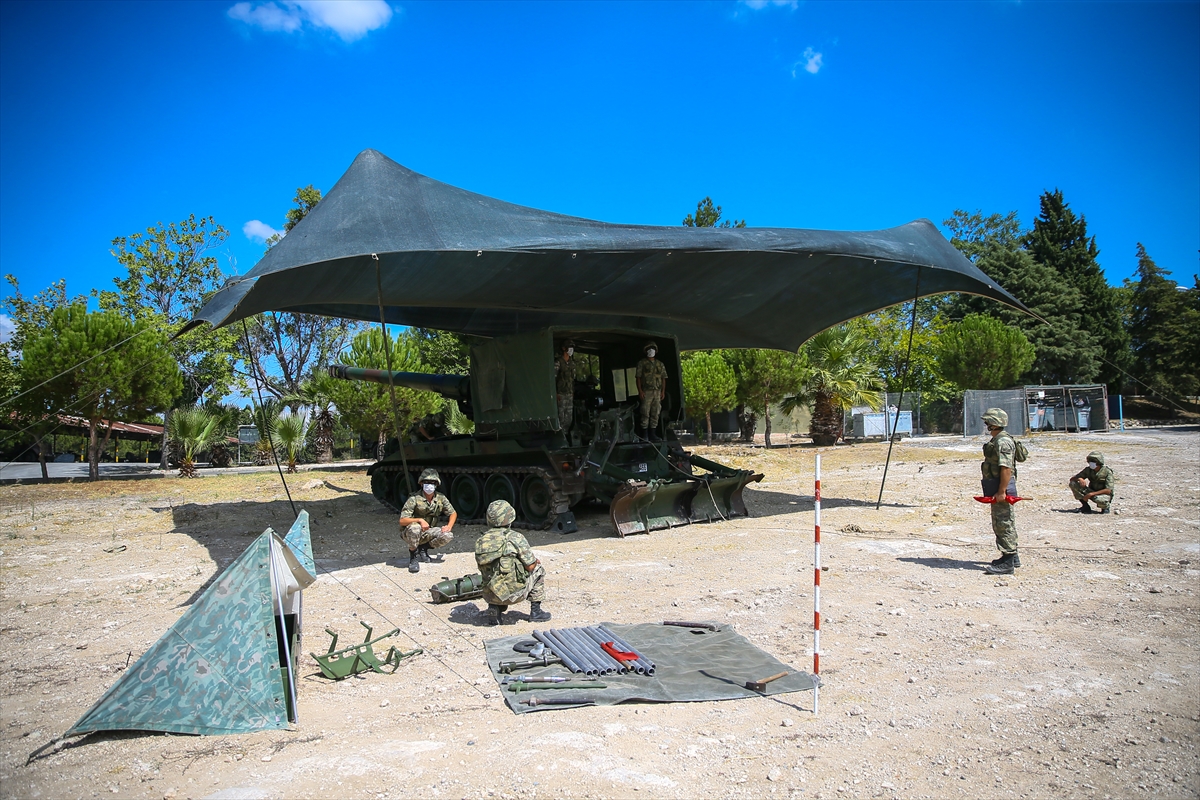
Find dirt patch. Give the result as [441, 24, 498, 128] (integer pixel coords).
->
[2, 429, 1198, 799]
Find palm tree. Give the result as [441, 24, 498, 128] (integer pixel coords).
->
[786, 326, 882, 446]
[270, 412, 309, 473]
[251, 398, 281, 466]
[286, 376, 336, 463]
[168, 406, 219, 478]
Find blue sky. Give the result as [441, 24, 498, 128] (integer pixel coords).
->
[1, 0, 1197, 339]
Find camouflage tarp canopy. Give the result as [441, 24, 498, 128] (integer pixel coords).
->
[66, 512, 316, 737]
[185, 150, 1025, 350]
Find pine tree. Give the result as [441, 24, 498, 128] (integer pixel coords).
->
[1025, 190, 1130, 388]
[1127, 244, 1200, 399]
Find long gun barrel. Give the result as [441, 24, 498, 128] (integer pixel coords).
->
[328, 365, 471, 402]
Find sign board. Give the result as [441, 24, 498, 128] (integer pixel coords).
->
[238, 425, 260, 444]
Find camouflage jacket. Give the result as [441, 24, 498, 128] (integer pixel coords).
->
[400, 491, 455, 525]
[981, 432, 1019, 480]
[1071, 464, 1117, 492]
[474, 527, 536, 602]
[554, 355, 576, 395]
[636, 358, 667, 393]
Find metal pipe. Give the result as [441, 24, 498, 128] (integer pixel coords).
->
[594, 626, 655, 675]
[540, 630, 590, 676]
[533, 630, 586, 676]
[564, 628, 624, 671]
[544, 630, 598, 677]
[590, 626, 652, 675]
[579, 626, 645, 674]
[556, 628, 611, 675]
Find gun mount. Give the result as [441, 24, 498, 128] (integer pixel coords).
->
[330, 327, 762, 536]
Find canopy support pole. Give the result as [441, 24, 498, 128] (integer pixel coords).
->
[374, 255, 414, 496]
[875, 267, 922, 511]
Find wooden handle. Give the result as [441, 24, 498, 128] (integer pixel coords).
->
[755, 672, 788, 685]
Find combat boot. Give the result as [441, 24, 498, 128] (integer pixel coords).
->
[485, 604, 504, 626]
[407, 550, 420, 573]
[984, 553, 1016, 575]
[529, 602, 551, 622]
[1079, 503, 1094, 513]
[418, 544, 431, 562]
[1100, 506, 1111, 515]
[989, 552, 1022, 568]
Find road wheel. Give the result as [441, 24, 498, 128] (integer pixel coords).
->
[520, 474, 553, 526]
[483, 473, 518, 514]
[450, 473, 483, 520]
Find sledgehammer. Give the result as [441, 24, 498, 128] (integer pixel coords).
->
[745, 672, 789, 692]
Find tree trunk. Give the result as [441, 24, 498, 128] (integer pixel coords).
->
[159, 408, 172, 470]
[87, 420, 100, 481]
[377, 430, 387, 460]
[37, 434, 48, 480]
[705, 410, 713, 445]
[736, 404, 757, 443]
[764, 401, 773, 449]
[316, 410, 334, 463]
[809, 392, 841, 446]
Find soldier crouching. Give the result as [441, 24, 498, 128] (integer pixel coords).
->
[397, 468, 456, 573]
[475, 500, 551, 626]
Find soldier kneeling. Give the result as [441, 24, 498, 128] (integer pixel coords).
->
[398, 468, 456, 573]
[475, 500, 551, 626]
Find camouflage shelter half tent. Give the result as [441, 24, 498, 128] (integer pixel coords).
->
[184, 149, 1026, 348]
[66, 512, 316, 737]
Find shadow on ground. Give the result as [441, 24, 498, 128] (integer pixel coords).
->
[897, 556, 990, 572]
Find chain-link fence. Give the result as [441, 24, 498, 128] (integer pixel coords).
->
[963, 385, 1108, 436]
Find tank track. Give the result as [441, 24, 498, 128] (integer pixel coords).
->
[371, 463, 570, 530]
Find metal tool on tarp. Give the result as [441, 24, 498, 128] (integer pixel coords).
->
[520, 694, 598, 707]
[501, 675, 570, 685]
[662, 620, 720, 632]
[973, 496, 1030, 504]
[311, 621, 422, 680]
[745, 672, 789, 692]
[507, 681, 607, 694]
[499, 655, 563, 674]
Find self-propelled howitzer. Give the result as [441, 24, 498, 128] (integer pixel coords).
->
[329, 327, 762, 536]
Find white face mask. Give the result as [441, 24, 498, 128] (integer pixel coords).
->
[566, 347, 574, 357]
[1086, 461, 1098, 471]
[646, 349, 656, 358]
[422, 483, 437, 495]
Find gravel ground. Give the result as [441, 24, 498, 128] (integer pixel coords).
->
[1, 427, 1197, 800]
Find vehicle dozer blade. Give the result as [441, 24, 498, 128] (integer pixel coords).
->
[610, 479, 697, 537]
[691, 471, 764, 522]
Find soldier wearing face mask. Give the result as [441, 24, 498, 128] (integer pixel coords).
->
[398, 468, 457, 573]
[1069, 451, 1117, 514]
[636, 341, 668, 441]
[554, 339, 577, 434]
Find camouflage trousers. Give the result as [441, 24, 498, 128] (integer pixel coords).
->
[483, 563, 546, 607]
[401, 523, 453, 552]
[557, 393, 573, 432]
[983, 477, 1018, 554]
[639, 392, 662, 431]
[1070, 481, 1112, 510]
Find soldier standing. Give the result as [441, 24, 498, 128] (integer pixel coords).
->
[554, 339, 576, 434]
[398, 468, 456, 573]
[636, 341, 668, 441]
[980, 408, 1020, 574]
[474, 500, 551, 626]
[1069, 450, 1117, 513]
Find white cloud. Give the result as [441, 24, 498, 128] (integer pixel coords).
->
[243, 219, 284, 243]
[792, 46, 823, 77]
[741, 0, 799, 9]
[0, 314, 13, 344]
[228, 0, 393, 42]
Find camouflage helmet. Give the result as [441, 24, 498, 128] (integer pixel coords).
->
[981, 407, 1008, 428]
[561, 338, 576, 351]
[644, 340, 658, 353]
[418, 467, 441, 486]
[1086, 451, 1105, 466]
[486, 499, 517, 527]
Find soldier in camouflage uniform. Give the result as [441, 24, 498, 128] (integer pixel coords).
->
[554, 339, 576, 434]
[398, 468, 456, 573]
[635, 340, 668, 441]
[1069, 450, 1117, 513]
[474, 500, 550, 626]
[980, 408, 1020, 574]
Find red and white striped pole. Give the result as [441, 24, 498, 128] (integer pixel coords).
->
[813, 453, 822, 715]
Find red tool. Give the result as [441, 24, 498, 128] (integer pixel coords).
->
[601, 641, 639, 663]
[973, 496, 1029, 504]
